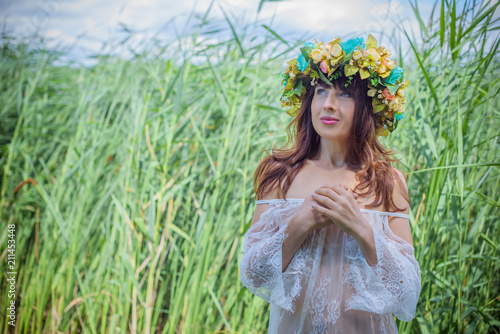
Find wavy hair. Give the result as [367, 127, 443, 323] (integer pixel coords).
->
[254, 73, 409, 212]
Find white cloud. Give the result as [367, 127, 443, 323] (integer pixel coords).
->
[0, 0, 435, 64]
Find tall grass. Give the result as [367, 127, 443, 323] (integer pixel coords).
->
[0, 0, 498, 333]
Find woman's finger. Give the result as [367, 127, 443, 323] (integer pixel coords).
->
[328, 184, 357, 207]
[336, 184, 360, 202]
[311, 202, 332, 218]
[316, 185, 342, 203]
[333, 184, 357, 203]
[311, 192, 336, 209]
[334, 184, 351, 195]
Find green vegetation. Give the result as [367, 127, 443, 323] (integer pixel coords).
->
[1, 0, 498, 333]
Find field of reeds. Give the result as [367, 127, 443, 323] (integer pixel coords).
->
[1, 0, 499, 333]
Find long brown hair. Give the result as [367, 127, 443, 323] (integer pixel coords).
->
[254, 73, 409, 212]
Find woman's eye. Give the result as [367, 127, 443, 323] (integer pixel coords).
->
[316, 88, 327, 95]
[339, 91, 351, 98]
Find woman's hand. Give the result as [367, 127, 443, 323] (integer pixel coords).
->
[309, 184, 370, 237]
[292, 196, 334, 234]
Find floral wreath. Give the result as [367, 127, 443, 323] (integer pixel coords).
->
[280, 34, 409, 136]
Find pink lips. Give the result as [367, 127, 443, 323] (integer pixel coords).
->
[320, 116, 339, 125]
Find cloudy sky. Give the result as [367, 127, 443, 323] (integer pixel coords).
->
[1, 0, 440, 64]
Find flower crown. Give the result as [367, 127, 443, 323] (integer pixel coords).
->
[280, 34, 409, 136]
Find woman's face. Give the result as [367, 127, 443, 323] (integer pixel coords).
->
[310, 84, 356, 142]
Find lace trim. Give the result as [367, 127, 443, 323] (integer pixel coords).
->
[255, 199, 410, 219]
[240, 200, 308, 312]
[342, 215, 421, 321]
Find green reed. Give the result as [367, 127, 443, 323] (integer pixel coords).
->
[0, 0, 498, 333]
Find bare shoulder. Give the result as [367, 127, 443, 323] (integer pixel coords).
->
[387, 167, 414, 246]
[390, 167, 409, 213]
[392, 167, 406, 184]
[251, 184, 281, 227]
[259, 185, 281, 201]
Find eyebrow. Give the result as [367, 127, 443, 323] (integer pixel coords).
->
[316, 85, 347, 92]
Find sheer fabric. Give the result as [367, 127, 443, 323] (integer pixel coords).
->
[239, 199, 421, 334]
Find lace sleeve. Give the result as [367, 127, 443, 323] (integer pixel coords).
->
[344, 214, 421, 321]
[239, 204, 304, 312]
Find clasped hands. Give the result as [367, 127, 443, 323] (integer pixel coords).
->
[305, 183, 370, 238]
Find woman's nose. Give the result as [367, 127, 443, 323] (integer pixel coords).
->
[323, 91, 338, 110]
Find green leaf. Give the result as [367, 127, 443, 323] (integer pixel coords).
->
[218, 3, 245, 57]
[366, 34, 378, 49]
[300, 46, 313, 60]
[440, 0, 445, 47]
[287, 106, 299, 117]
[316, 65, 333, 85]
[344, 64, 359, 76]
[373, 102, 386, 113]
[262, 24, 289, 46]
[450, 0, 457, 59]
[292, 79, 303, 95]
[285, 78, 295, 90]
[258, 0, 285, 13]
[387, 84, 398, 95]
[360, 68, 370, 79]
[403, 28, 441, 112]
[460, 306, 477, 322]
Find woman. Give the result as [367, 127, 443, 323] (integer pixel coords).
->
[239, 35, 421, 333]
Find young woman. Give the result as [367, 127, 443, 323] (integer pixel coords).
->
[239, 35, 421, 333]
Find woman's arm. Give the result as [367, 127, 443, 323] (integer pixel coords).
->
[250, 192, 312, 273]
[386, 168, 413, 245]
[355, 168, 413, 265]
[239, 189, 311, 312]
[342, 168, 421, 321]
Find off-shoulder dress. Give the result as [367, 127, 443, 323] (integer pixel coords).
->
[239, 198, 421, 334]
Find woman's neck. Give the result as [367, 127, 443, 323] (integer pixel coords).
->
[312, 138, 352, 169]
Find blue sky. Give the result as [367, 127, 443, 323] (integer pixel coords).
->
[0, 0, 453, 65]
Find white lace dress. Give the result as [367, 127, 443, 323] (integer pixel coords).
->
[239, 199, 421, 334]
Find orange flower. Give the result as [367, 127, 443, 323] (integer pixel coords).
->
[382, 87, 395, 100]
[320, 60, 328, 73]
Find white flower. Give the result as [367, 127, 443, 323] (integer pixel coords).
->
[353, 49, 362, 60]
[331, 44, 342, 57]
[321, 44, 332, 58]
[310, 49, 323, 63]
[386, 59, 396, 70]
